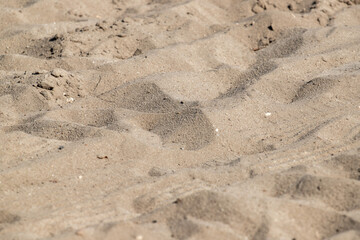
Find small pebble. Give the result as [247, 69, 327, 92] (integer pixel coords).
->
[66, 97, 75, 103]
[37, 80, 54, 90]
[51, 68, 67, 78]
[32, 70, 47, 75]
[40, 90, 51, 100]
[148, 167, 167, 177]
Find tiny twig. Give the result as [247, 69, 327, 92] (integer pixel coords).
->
[93, 76, 102, 93]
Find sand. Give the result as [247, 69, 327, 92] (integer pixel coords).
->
[0, 0, 360, 239]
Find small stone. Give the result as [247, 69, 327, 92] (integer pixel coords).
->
[32, 70, 47, 75]
[252, 4, 264, 13]
[258, 0, 267, 8]
[148, 167, 168, 177]
[51, 68, 67, 78]
[37, 80, 54, 90]
[39, 90, 51, 100]
[66, 97, 75, 103]
[75, 227, 95, 237]
[317, 17, 327, 26]
[133, 49, 142, 56]
[252, 0, 266, 13]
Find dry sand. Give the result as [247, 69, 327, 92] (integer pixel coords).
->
[1, 0, 360, 239]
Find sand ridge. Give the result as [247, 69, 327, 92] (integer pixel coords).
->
[0, 0, 360, 239]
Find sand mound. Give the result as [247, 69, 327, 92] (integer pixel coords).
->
[1, 0, 360, 239]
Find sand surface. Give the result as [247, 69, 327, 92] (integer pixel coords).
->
[1, 0, 360, 239]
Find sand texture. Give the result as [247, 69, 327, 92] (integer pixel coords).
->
[1, 0, 360, 239]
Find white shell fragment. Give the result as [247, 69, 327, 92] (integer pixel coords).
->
[66, 97, 75, 103]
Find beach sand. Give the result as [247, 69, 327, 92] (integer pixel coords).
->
[0, 0, 360, 239]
